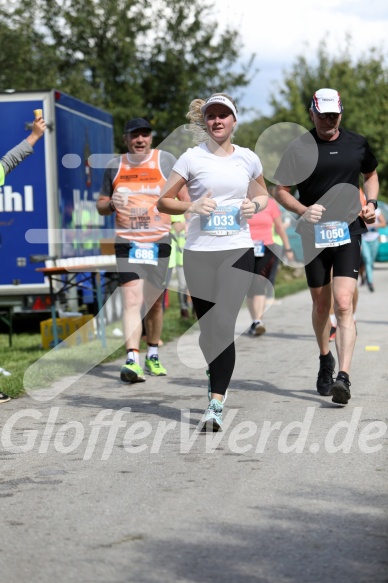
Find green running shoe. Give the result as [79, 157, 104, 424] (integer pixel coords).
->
[206, 369, 228, 404]
[144, 355, 167, 376]
[120, 360, 146, 383]
[202, 399, 223, 431]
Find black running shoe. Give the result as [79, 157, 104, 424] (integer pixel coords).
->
[0, 392, 10, 403]
[329, 326, 336, 342]
[316, 353, 335, 396]
[332, 376, 351, 405]
[248, 321, 266, 336]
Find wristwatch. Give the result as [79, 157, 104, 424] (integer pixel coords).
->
[366, 199, 378, 209]
[253, 201, 261, 214]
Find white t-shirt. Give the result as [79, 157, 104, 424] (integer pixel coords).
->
[173, 143, 263, 251]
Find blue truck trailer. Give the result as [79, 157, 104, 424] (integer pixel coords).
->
[0, 90, 116, 319]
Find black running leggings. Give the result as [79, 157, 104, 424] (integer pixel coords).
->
[184, 248, 254, 395]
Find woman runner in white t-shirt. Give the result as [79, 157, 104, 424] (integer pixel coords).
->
[157, 93, 268, 430]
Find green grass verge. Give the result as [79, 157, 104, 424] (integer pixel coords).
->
[0, 291, 196, 399]
[0, 269, 306, 400]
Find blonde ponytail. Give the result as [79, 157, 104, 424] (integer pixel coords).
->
[185, 93, 239, 144]
[186, 99, 208, 144]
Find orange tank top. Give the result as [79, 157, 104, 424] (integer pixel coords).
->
[112, 149, 171, 242]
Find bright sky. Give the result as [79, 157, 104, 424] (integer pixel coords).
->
[214, 0, 388, 120]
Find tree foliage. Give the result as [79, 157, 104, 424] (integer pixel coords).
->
[0, 1, 59, 90]
[0, 0, 254, 150]
[237, 41, 388, 197]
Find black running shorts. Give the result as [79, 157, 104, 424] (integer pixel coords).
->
[114, 238, 171, 288]
[303, 235, 361, 288]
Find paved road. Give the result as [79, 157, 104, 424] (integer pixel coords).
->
[1, 265, 387, 583]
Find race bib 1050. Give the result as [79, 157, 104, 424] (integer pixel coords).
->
[314, 221, 350, 248]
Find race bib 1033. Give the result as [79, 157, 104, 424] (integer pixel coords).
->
[200, 206, 240, 236]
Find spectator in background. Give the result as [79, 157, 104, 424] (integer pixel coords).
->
[267, 187, 291, 287]
[165, 214, 192, 319]
[247, 194, 294, 335]
[361, 207, 386, 292]
[0, 112, 46, 403]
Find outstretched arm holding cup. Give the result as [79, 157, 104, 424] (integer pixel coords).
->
[0, 110, 46, 183]
[0, 110, 46, 404]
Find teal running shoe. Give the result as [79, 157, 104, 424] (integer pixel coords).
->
[120, 360, 146, 383]
[206, 369, 228, 404]
[202, 399, 223, 431]
[144, 356, 167, 376]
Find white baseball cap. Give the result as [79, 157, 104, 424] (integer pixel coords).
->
[200, 95, 237, 119]
[311, 88, 343, 114]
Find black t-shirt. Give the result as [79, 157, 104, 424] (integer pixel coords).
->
[275, 128, 378, 236]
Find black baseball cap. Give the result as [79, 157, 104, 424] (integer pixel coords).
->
[124, 118, 152, 133]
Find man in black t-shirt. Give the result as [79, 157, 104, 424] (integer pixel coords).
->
[274, 88, 379, 405]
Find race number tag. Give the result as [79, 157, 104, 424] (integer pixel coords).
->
[254, 240, 265, 257]
[314, 221, 350, 248]
[128, 242, 159, 265]
[200, 206, 240, 236]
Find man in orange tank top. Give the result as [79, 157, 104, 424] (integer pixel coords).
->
[97, 118, 186, 383]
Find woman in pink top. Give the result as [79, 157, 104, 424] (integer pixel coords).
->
[247, 195, 294, 335]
